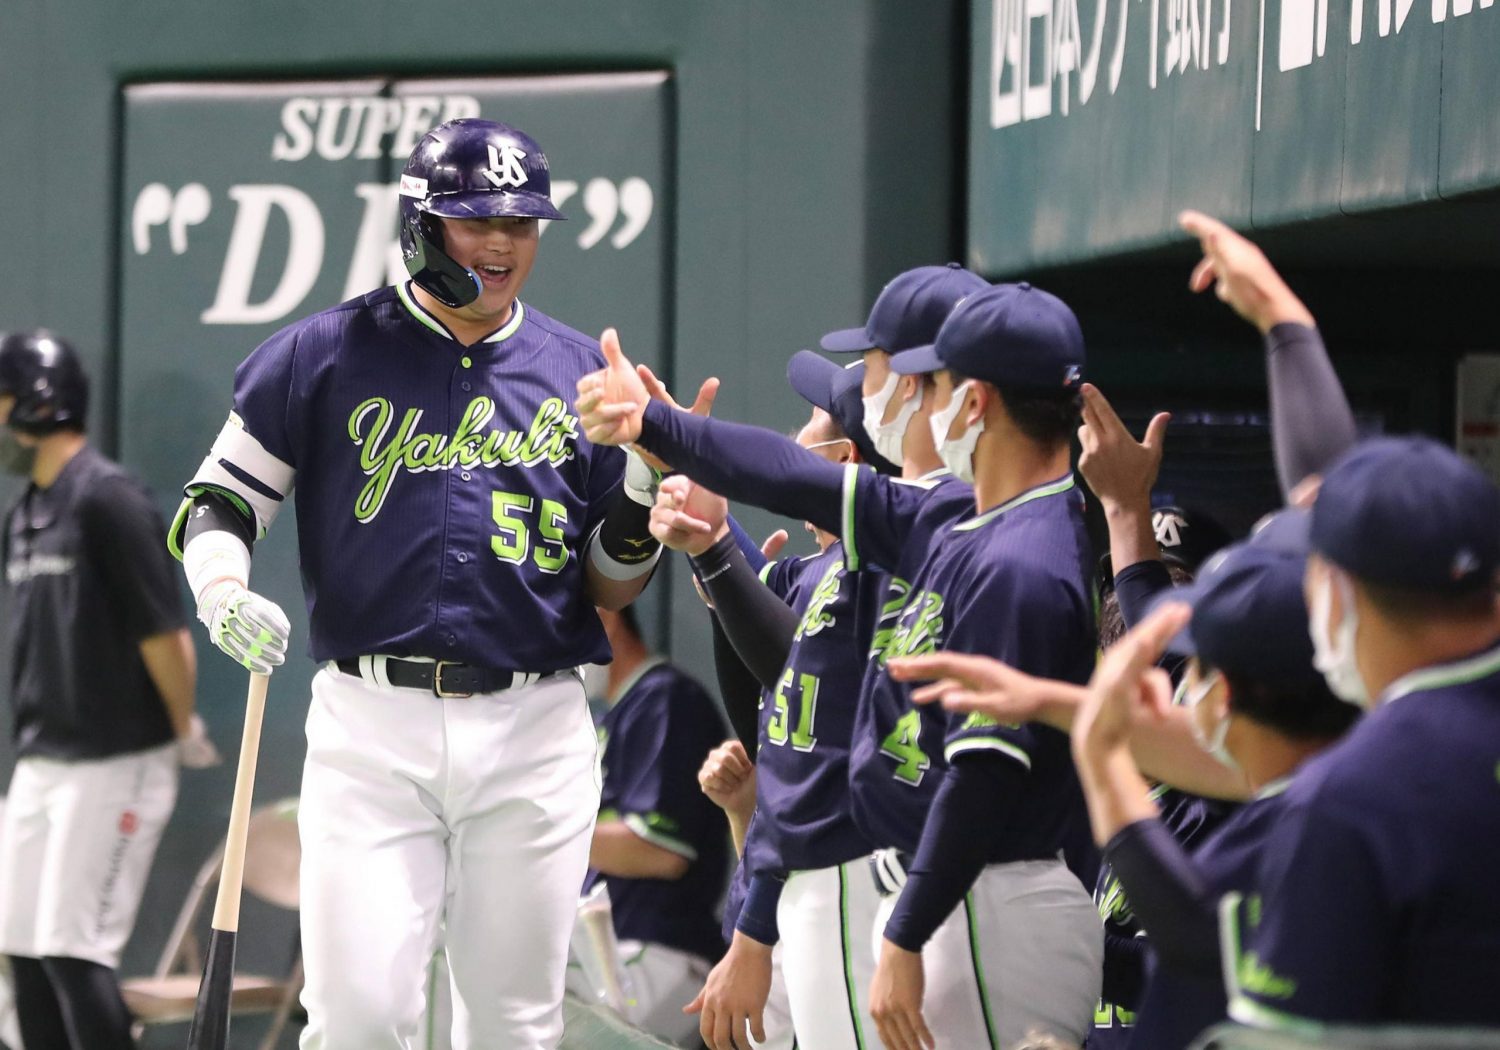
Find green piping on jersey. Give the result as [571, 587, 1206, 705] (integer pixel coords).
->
[396, 280, 527, 344]
[952, 474, 1076, 532]
[945, 736, 1032, 769]
[841, 463, 862, 571]
[965, 892, 1001, 1049]
[759, 560, 778, 585]
[1382, 643, 1500, 705]
[838, 863, 869, 1049]
[623, 812, 698, 861]
[1220, 891, 1324, 1039]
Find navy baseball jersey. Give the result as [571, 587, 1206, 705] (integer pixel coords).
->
[1091, 789, 1232, 1047]
[1226, 646, 1500, 1030]
[1126, 782, 1290, 1050]
[202, 283, 624, 669]
[4, 447, 186, 759]
[586, 659, 731, 962]
[845, 469, 1094, 859]
[740, 543, 884, 878]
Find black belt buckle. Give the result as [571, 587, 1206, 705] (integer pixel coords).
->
[433, 660, 475, 698]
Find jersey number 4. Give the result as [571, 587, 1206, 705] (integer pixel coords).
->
[880, 709, 931, 785]
[492, 491, 569, 573]
[766, 669, 819, 752]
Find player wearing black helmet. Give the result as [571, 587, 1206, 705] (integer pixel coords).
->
[0, 330, 207, 1050]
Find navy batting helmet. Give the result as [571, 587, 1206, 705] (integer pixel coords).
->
[399, 118, 566, 309]
[0, 330, 88, 435]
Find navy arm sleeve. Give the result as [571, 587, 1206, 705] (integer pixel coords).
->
[691, 533, 798, 692]
[1113, 559, 1175, 632]
[1102, 929, 1150, 1009]
[637, 401, 846, 535]
[711, 613, 763, 758]
[1266, 323, 1357, 500]
[1103, 818, 1221, 976]
[883, 754, 1027, 951]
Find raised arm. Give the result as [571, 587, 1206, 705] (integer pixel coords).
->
[1179, 210, 1356, 500]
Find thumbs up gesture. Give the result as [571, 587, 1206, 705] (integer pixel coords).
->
[576, 327, 650, 446]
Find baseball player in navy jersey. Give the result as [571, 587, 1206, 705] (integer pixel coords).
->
[0, 332, 208, 1050]
[659, 361, 896, 1050]
[1070, 515, 1358, 1049]
[171, 119, 687, 1050]
[578, 604, 729, 1045]
[576, 281, 1103, 1050]
[1224, 437, 1500, 1030]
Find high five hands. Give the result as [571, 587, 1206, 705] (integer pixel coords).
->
[575, 328, 719, 469]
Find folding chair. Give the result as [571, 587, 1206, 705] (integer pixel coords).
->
[123, 797, 302, 1050]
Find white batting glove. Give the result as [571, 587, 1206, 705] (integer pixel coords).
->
[622, 446, 664, 506]
[197, 579, 291, 675]
[176, 713, 223, 769]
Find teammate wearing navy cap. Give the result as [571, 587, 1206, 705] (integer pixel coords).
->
[0, 331, 207, 1050]
[577, 280, 1103, 1050]
[579, 605, 729, 1045]
[1225, 437, 1500, 1030]
[1071, 524, 1358, 1049]
[821, 263, 987, 479]
[171, 119, 688, 1049]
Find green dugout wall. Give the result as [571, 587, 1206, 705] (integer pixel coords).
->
[0, 0, 963, 999]
[0, 0, 1495, 1023]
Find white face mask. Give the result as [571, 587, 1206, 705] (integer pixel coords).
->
[1181, 670, 1239, 771]
[928, 380, 984, 483]
[861, 372, 920, 467]
[1309, 569, 1369, 708]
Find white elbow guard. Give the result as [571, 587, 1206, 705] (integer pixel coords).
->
[169, 412, 295, 557]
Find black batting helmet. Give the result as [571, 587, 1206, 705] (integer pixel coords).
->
[398, 119, 566, 309]
[0, 330, 88, 435]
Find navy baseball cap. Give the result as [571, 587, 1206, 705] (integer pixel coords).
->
[1310, 436, 1500, 593]
[785, 350, 900, 475]
[1157, 541, 1321, 688]
[889, 282, 1085, 391]
[820, 264, 988, 355]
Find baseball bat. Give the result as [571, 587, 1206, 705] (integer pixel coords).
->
[186, 671, 270, 1050]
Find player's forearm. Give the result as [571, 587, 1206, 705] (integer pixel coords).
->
[585, 486, 661, 610]
[693, 534, 798, 691]
[1077, 740, 1160, 847]
[1113, 560, 1175, 635]
[140, 628, 197, 737]
[1266, 323, 1356, 500]
[637, 401, 845, 535]
[883, 755, 1023, 951]
[1127, 710, 1252, 801]
[726, 804, 753, 857]
[1103, 818, 1222, 976]
[711, 615, 763, 758]
[1103, 499, 1160, 582]
[589, 820, 690, 880]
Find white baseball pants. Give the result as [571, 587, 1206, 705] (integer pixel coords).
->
[875, 858, 1102, 1049]
[779, 861, 881, 1049]
[0, 745, 176, 968]
[297, 666, 600, 1050]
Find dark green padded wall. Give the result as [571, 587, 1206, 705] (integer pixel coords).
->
[0, 0, 963, 1000]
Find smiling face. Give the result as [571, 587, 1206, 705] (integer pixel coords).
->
[432, 215, 539, 330]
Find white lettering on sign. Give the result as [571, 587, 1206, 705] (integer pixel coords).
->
[989, 0, 1492, 131]
[133, 176, 656, 325]
[271, 95, 482, 161]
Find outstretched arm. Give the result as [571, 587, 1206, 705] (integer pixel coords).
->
[1179, 210, 1356, 500]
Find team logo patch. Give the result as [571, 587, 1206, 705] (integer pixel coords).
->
[482, 144, 529, 189]
[399, 174, 429, 199]
[118, 810, 139, 835]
